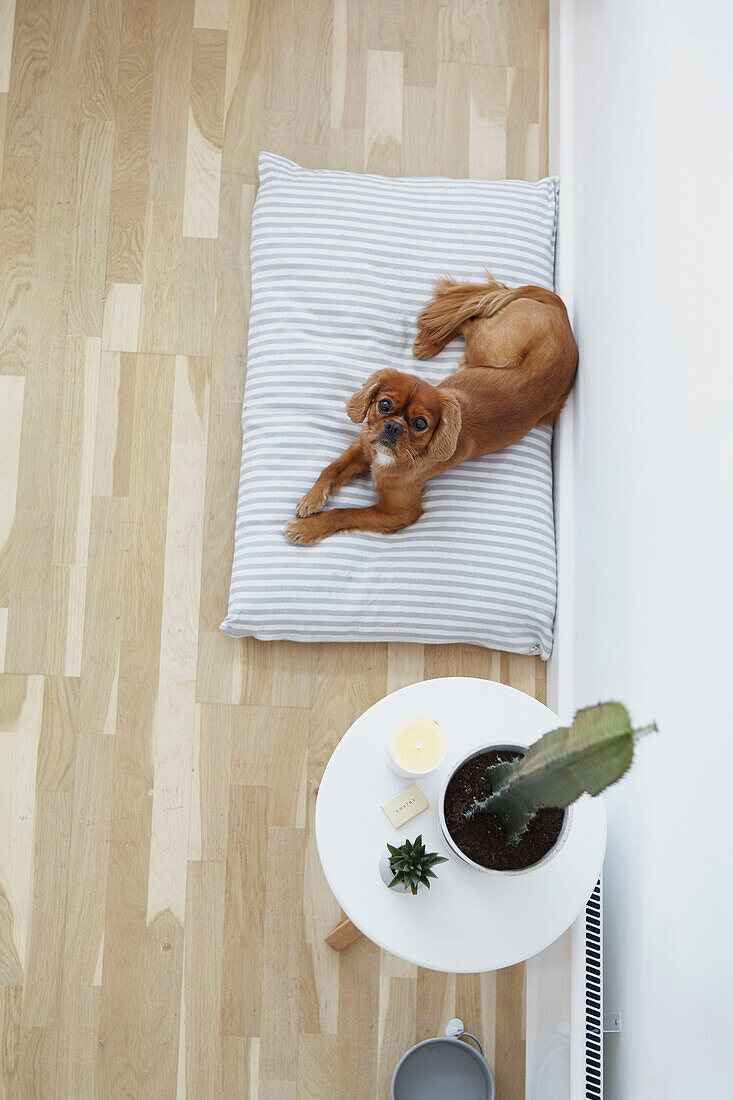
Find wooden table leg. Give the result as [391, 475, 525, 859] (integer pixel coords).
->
[325, 916, 363, 951]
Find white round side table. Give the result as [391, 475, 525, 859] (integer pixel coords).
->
[315, 677, 606, 973]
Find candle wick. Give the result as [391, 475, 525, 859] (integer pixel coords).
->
[416, 742, 423, 750]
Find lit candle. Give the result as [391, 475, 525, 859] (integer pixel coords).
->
[388, 716, 447, 778]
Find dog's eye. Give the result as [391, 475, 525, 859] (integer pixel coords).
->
[412, 417, 428, 431]
[377, 399, 392, 413]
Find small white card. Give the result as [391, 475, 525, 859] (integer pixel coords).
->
[381, 784, 429, 828]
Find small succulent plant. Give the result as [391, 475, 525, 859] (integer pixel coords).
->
[386, 835, 448, 894]
[466, 701, 656, 846]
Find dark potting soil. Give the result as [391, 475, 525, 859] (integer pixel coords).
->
[443, 749, 565, 871]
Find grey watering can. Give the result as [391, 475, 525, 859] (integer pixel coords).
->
[391, 1018, 496, 1100]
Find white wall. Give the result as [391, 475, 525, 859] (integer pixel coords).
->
[550, 1, 733, 1096]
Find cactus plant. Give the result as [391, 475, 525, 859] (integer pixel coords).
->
[386, 835, 448, 894]
[466, 702, 656, 846]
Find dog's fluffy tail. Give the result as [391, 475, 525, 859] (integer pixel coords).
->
[413, 271, 535, 358]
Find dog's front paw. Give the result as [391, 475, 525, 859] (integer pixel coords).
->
[295, 486, 329, 517]
[284, 517, 324, 545]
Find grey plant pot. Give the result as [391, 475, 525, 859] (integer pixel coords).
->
[437, 741, 572, 876]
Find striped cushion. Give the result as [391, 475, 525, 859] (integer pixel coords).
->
[221, 153, 559, 658]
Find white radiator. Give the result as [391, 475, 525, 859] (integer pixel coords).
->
[576, 879, 603, 1099]
[526, 877, 604, 1099]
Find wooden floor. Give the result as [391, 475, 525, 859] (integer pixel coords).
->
[0, 1, 549, 1096]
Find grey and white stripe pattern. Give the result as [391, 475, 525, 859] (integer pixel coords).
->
[221, 153, 559, 657]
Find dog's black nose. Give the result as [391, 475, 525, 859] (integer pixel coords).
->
[383, 419, 403, 438]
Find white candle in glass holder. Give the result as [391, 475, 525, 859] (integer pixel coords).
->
[388, 716, 447, 778]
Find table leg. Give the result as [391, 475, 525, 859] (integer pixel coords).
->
[325, 916, 363, 951]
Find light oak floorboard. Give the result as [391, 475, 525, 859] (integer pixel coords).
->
[0, 1, 548, 1094]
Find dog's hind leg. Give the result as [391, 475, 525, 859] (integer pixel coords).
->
[460, 301, 545, 369]
[413, 274, 532, 361]
[412, 277, 469, 358]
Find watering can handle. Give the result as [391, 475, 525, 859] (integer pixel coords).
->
[444, 1018, 485, 1057]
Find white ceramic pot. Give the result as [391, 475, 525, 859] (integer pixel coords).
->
[437, 742, 572, 876]
[378, 848, 411, 891]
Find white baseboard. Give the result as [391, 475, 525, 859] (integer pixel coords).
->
[546, 0, 576, 723]
[541, 7, 602, 1100]
[528, 6, 592, 1099]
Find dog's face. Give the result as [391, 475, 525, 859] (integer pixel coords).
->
[346, 368, 462, 469]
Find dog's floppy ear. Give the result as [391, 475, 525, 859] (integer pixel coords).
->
[428, 393, 462, 462]
[345, 369, 393, 423]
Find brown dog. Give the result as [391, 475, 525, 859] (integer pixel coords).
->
[285, 274, 578, 545]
